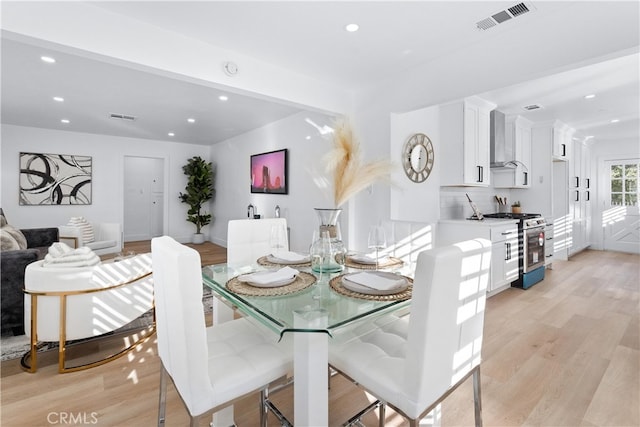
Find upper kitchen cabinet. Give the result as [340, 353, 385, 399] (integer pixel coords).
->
[440, 96, 496, 187]
[492, 115, 533, 188]
[552, 121, 574, 161]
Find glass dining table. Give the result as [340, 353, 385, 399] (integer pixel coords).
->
[202, 262, 412, 426]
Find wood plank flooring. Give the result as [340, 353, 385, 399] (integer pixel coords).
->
[1, 243, 638, 426]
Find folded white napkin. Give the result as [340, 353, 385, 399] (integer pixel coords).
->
[271, 251, 308, 262]
[349, 253, 389, 265]
[346, 272, 405, 291]
[239, 266, 299, 286]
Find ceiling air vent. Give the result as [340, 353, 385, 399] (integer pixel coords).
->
[523, 104, 542, 111]
[109, 113, 137, 121]
[476, 2, 535, 31]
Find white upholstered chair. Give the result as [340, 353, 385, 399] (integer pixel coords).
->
[329, 238, 492, 427]
[151, 236, 292, 427]
[23, 254, 154, 373]
[59, 222, 123, 256]
[227, 218, 289, 268]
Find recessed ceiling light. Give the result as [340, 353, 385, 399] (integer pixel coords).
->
[41, 56, 56, 63]
[345, 23, 359, 32]
[305, 136, 311, 140]
[218, 95, 228, 101]
[610, 119, 620, 123]
[187, 118, 196, 123]
[168, 132, 175, 137]
[60, 119, 70, 124]
[53, 96, 64, 102]
[584, 94, 596, 99]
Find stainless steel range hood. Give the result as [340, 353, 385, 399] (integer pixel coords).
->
[490, 110, 523, 169]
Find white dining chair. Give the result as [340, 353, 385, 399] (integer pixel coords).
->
[151, 236, 292, 427]
[227, 218, 289, 268]
[329, 238, 492, 427]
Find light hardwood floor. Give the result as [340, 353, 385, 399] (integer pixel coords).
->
[1, 244, 638, 426]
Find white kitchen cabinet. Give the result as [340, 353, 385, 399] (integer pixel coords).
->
[490, 223, 520, 291]
[493, 115, 533, 188]
[569, 140, 591, 256]
[552, 121, 573, 161]
[437, 219, 519, 295]
[440, 96, 496, 187]
[544, 222, 555, 268]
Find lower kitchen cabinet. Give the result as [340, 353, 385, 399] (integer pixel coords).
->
[438, 219, 519, 296]
[545, 222, 555, 268]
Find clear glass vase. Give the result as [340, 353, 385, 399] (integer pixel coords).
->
[310, 208, 346, 273]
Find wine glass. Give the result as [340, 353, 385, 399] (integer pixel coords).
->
[367, 225, 387, 270]
[269, 224, 287, 256]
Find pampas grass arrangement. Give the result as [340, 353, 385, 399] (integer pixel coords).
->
[323, 119, 394, 207]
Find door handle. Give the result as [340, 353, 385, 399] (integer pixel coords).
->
[505, 242, 511, 260]
[561, 144, 566, 157]
[523, 172, 528, 186]
[477, 166, 483, 183]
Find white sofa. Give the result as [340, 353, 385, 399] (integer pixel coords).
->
[23, 253, 154, 373]
[58, 222, 123, 256]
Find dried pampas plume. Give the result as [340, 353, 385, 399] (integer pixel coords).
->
[323, 120, 394, 207]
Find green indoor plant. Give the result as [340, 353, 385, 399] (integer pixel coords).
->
[179, 156, 215, 244]
[511, 200, 522, 214]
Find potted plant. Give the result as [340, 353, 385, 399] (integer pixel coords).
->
[179, 156, 215, 244]
[511, 200, 522, 214]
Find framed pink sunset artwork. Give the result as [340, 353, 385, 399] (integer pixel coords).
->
[250, 148, 288, 194]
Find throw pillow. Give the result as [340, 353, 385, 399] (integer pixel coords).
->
[0, 209, 7, 227]
[2, 224, 28, 250]
[0, 229, 20, 251]
[67, 217, 95, 243]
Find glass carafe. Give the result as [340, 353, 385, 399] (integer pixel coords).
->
[310, 208, 346, 273]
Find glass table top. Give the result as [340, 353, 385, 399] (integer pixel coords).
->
[202, 263, 412, 337]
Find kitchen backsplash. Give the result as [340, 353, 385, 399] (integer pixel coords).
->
[440, 187, 513, 220]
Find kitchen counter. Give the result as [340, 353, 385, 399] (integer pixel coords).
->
[438, 218, 519, 226]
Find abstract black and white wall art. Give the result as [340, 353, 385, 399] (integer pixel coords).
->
[19, 152, 92, 205]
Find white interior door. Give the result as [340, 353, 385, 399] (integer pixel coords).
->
[602, 159, 640, 254]
[124, 156, 165, 242]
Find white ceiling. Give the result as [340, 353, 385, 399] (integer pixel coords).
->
[1, 1, 639, 145]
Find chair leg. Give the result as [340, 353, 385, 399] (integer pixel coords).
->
[378, 401, 386, 427]
[189, 415, 199, 427]
[260, 389, 268, 427]
[473, 366, 483, 427]
[158, 363, 168, 427]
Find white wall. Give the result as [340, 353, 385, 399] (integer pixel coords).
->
[1, 124, 209, 243]
[210, 111, 345, 253]
[589, 138, 640, 250]
[390, 106, 440, 222]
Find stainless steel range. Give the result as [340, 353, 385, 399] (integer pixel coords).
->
[483, 212, 546, 289]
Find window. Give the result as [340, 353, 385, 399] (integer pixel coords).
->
[610, 162, 639, 206]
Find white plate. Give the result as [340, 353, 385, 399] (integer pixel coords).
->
[237, 271, 297, 288]
[342, 272, 408, 295]
[266, 253, 310, 265]
[348, 254, 390, 265]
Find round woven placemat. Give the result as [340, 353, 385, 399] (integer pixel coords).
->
[345, 256, 404, 270]
[257, 256, 311, 268]
[226, 271, 317, 296]
[329, 274, 413, 301]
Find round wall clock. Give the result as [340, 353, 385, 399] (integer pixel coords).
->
[402, 133, 434, 183]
